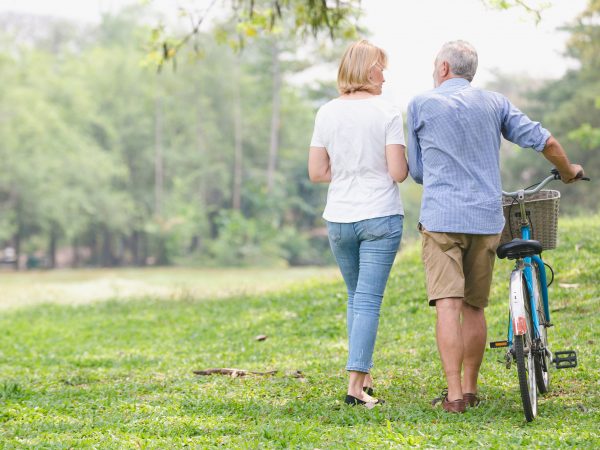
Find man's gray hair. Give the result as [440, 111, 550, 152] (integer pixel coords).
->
[436, 40, 478, 82]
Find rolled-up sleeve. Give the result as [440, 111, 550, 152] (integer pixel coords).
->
[501, 97, 550, 152]
[407, 101, 424, 184]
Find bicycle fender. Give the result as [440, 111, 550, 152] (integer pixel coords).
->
[510, 269, 528, 335]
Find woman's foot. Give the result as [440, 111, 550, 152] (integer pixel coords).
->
[344, 393, 384, 408]
[363, 373, 374, 395]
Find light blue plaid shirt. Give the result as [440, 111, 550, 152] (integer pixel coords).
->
[408, 78, 551, 234]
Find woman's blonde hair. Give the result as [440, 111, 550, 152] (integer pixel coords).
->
[337, 40, 387, 95]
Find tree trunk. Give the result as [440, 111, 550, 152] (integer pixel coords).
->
[89, 228, 98, 266]
[101, 228, 113, 267]
[195, 84, 207, 206]
[72, 237, 80, 268]
[13, 224, 21, 271]
[154, 90, 164, 217]
[232, 62, 243, 211]
[131, 230, 140, 266]
[48, 227, 57, 269]
[267, 41, 282, 193]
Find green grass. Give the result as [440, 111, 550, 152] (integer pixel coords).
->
[0, 216, 599, 448]
[0, 266, 340, 309]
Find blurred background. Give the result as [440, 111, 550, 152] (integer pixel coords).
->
[0, 0, 597, 273]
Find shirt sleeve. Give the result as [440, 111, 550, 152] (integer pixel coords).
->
[407, 101, 424, 184]
[385, 113, 405, 145]
[310, 108, 327, 148]
[501, 97, 551, 152]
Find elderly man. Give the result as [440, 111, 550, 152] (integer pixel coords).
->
[407, 40, 584, 413]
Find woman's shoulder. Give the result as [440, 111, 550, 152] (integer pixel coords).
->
[369, 97, 402, 118]
[315, 98, 343, 116]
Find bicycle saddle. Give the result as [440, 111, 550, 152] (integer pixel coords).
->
[497, 239, 543, 260]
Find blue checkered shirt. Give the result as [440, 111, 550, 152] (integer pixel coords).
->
[407, 78, 551, 234]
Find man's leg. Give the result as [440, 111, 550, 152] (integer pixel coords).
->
[435, 298, 464, 401]
[461, 233, 500, 396]
[461, 303, 486, 394]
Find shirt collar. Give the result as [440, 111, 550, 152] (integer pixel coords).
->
[436, 77, 471, 91]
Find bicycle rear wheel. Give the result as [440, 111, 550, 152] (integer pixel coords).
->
[514, 333, 537, 422]
[531, 266, 550, 394]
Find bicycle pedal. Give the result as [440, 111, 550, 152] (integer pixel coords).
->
[489, 340, 509, 349]
[553, 350, 578, 369]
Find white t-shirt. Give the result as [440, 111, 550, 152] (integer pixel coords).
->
[310, 96, 405, 223]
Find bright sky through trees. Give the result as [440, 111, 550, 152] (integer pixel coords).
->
[0, 0, 588, 107]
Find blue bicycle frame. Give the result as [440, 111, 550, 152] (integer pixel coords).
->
[506, 218, 551, 346]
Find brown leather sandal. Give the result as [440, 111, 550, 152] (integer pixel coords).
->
[432, 389, 466, 413]
[463, 393, 481, 407]
[442, 396, 466, 413]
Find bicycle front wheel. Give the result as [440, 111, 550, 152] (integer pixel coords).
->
[531, 265, 550, 394]
[514, 333, 537, 422]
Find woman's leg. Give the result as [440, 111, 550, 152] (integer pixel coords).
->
[346, 216, 402, 391]
[326, 221, 360, 347]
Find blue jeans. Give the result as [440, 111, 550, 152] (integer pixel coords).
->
[327, 215, 403, 373]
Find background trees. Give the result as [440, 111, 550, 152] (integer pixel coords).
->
[0, 6, 342, 268]
[498, 1, 599, 213]
[0, 1, 597, 269]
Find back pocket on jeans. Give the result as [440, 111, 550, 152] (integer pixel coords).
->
[363, 216, 391, 240]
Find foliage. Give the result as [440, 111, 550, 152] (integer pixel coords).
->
[147, 0, 554, 70]
[0, 7, 341, 268]
[482, 0, 550, 22]
[0, 215, 598, 447]
[147, 0, 361, 70]
[494, 0, 599, 215]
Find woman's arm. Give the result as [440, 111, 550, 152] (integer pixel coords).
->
[386, 144, 408, 183]
[308, 146, 332, 183]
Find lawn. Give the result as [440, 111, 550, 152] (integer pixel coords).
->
[0, 266, 340, 309]
[0, 216, 598, 448]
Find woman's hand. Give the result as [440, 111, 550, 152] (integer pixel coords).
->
[308, 146, 332, 183]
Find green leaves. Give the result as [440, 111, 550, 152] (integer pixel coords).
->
[148, 0, 361, 70]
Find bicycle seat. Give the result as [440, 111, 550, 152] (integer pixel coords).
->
[497, 239, 543, 260]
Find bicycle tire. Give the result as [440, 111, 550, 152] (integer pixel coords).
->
[531, 266, 550, 394]
[514, 334, 536, 422]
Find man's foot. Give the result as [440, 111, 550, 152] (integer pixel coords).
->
[442, 396, 466, 413]
[432, 389, 466, 413]
[463, 392, 480, 407]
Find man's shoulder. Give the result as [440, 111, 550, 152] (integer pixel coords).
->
[408, 88, 438, 106]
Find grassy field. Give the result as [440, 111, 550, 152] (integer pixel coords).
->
[0, 216, 598, 448]
[0, 266, 340, 309]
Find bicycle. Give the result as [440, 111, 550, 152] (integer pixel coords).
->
[490, 169, 589, 422]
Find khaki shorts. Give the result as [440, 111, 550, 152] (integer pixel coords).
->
[419, 224, 501, 308]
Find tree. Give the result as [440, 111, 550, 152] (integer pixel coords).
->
[498, 0, 599, 214]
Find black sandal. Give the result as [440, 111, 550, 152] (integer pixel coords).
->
[344, 394, 384, 407]
[363, 386, 374, 396]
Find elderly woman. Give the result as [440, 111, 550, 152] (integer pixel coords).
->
[308, 40, 408, 407]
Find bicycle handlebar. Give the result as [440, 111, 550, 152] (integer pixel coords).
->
[502, 169, 591, 197]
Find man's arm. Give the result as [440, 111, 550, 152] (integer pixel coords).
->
[501, 98, 584, 183]
[407, 102, 424, 185]
[542, 136, 584, 183]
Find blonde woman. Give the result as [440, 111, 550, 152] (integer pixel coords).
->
[308, 40, 408, 407]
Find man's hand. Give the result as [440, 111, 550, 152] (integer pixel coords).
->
[542, 137, 584, 183]
[559, 164, 585, 184]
